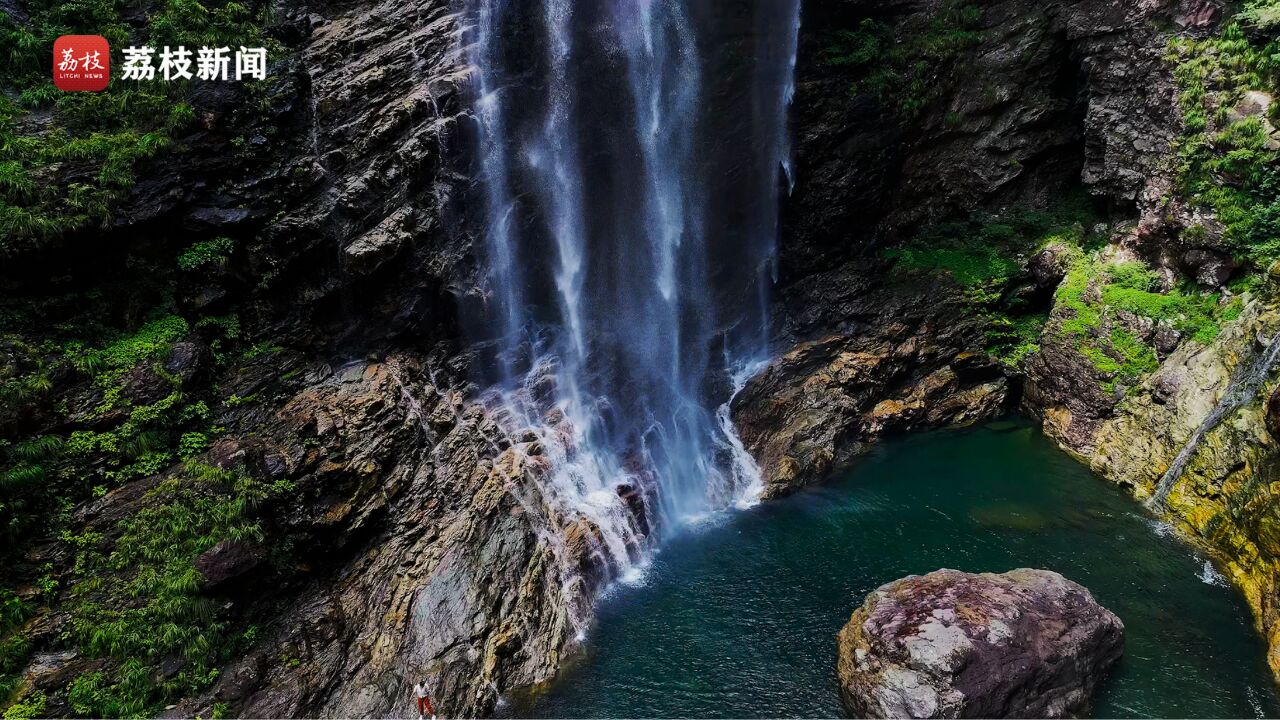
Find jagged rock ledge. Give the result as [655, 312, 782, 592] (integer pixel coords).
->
[146, 353, 609, 718]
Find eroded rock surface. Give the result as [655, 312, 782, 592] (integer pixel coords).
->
[733, 317, 1009, 498]
[739, 0, 1211, 499]
[160, 352, 600, 718]
[1061, 297, 1280, 677]
[837, 569, 1124, 719]
[786, 0, 1190, 280]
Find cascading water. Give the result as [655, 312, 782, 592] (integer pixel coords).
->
[1150, 328, 1280, 509]
[460, 0, 801, 595]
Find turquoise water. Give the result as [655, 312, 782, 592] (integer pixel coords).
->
[520, 422, 1280, 718]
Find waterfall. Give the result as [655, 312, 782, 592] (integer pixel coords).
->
[461, 0, 802, 589]
[1150, 329, 1280, 510]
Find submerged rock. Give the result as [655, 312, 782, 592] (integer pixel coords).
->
[837, 569, 1123, 719]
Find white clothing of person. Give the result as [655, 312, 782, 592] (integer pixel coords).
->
[412, 683, 437, 720]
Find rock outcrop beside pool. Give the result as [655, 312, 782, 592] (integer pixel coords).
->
[837, 569, 1123, 718]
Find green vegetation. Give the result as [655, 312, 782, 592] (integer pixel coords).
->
[885, 244, 1020, 296]
[1243, 0, 1280, 29]
[0, 301, 258, 714]
[822, 1, 984, 117]
[0, 591, 32, 702]
[1167, 3, 1280, 262]
[885, 188, 1252, 386]
[0, 306, 252, 544]
[1, 691, 44, 720]
[1054, 256, 1244, 390]
[0, 0, 276, 255]
[59, 462, 290, 716]
[0, 0, 289, 709]
[177, 237, 237, 272]
[888, 201, 1095, 290]
[884, 195, 1101, 366]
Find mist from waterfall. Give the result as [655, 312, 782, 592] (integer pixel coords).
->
[461, 0, 801, 589]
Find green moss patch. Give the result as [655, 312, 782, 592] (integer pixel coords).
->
[1055, 256, 1244, 390]
[884, 196, 1101, 367]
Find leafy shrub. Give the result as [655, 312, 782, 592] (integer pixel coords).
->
[1167, 17, 1280, 263]
[824, 1, 984, 117]
[177, 237, 236, 272]
[65, 462, 290, 715]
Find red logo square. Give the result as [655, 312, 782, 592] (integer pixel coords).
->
[53, 35, 110, 92]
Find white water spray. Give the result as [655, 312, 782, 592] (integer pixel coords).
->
[461, 0, 802, 610]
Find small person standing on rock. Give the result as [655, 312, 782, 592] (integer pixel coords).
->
[413, 679, 436, 720]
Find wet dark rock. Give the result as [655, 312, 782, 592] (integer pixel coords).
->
[616, 482, 652, 538]
[213, 654, 269, 703]
[343, 207, 415, 275]
[188, 206, 253, 228]
[837, 569, 1124, 719]
[20, 650, 86, 691]
[1183, 248, 1238, 287]
[205, 437, 247, 470]
[121, 363, 175, 406]
[1266, 386, 1280, 442]
[195, 540, 266, 590]
[1154, 325, 1183, 359]
[116, 340, 207, 406]
[1030, 242, 1075, 290]
[164, 341, 209, 383]
[158, 652, 188, 680]
[564, 518, 609, 593]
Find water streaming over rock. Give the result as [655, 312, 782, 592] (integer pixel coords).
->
[460, 0, 801, 593]
[1151, 329, 1280, 509]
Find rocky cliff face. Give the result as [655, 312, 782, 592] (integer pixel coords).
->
[26, 353, 589, 718]
[3, 0, 1279, 715]
[732, 278, 1010, 499]
[161, 354, 592, 719]
[2, 0, 598, 715]
[1026, 275, 1280, 677]
[736, 0, 1217, 496]
[741, 0, 1280, 689]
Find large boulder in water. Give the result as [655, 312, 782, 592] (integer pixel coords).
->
[837, 569, 1123, 719]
